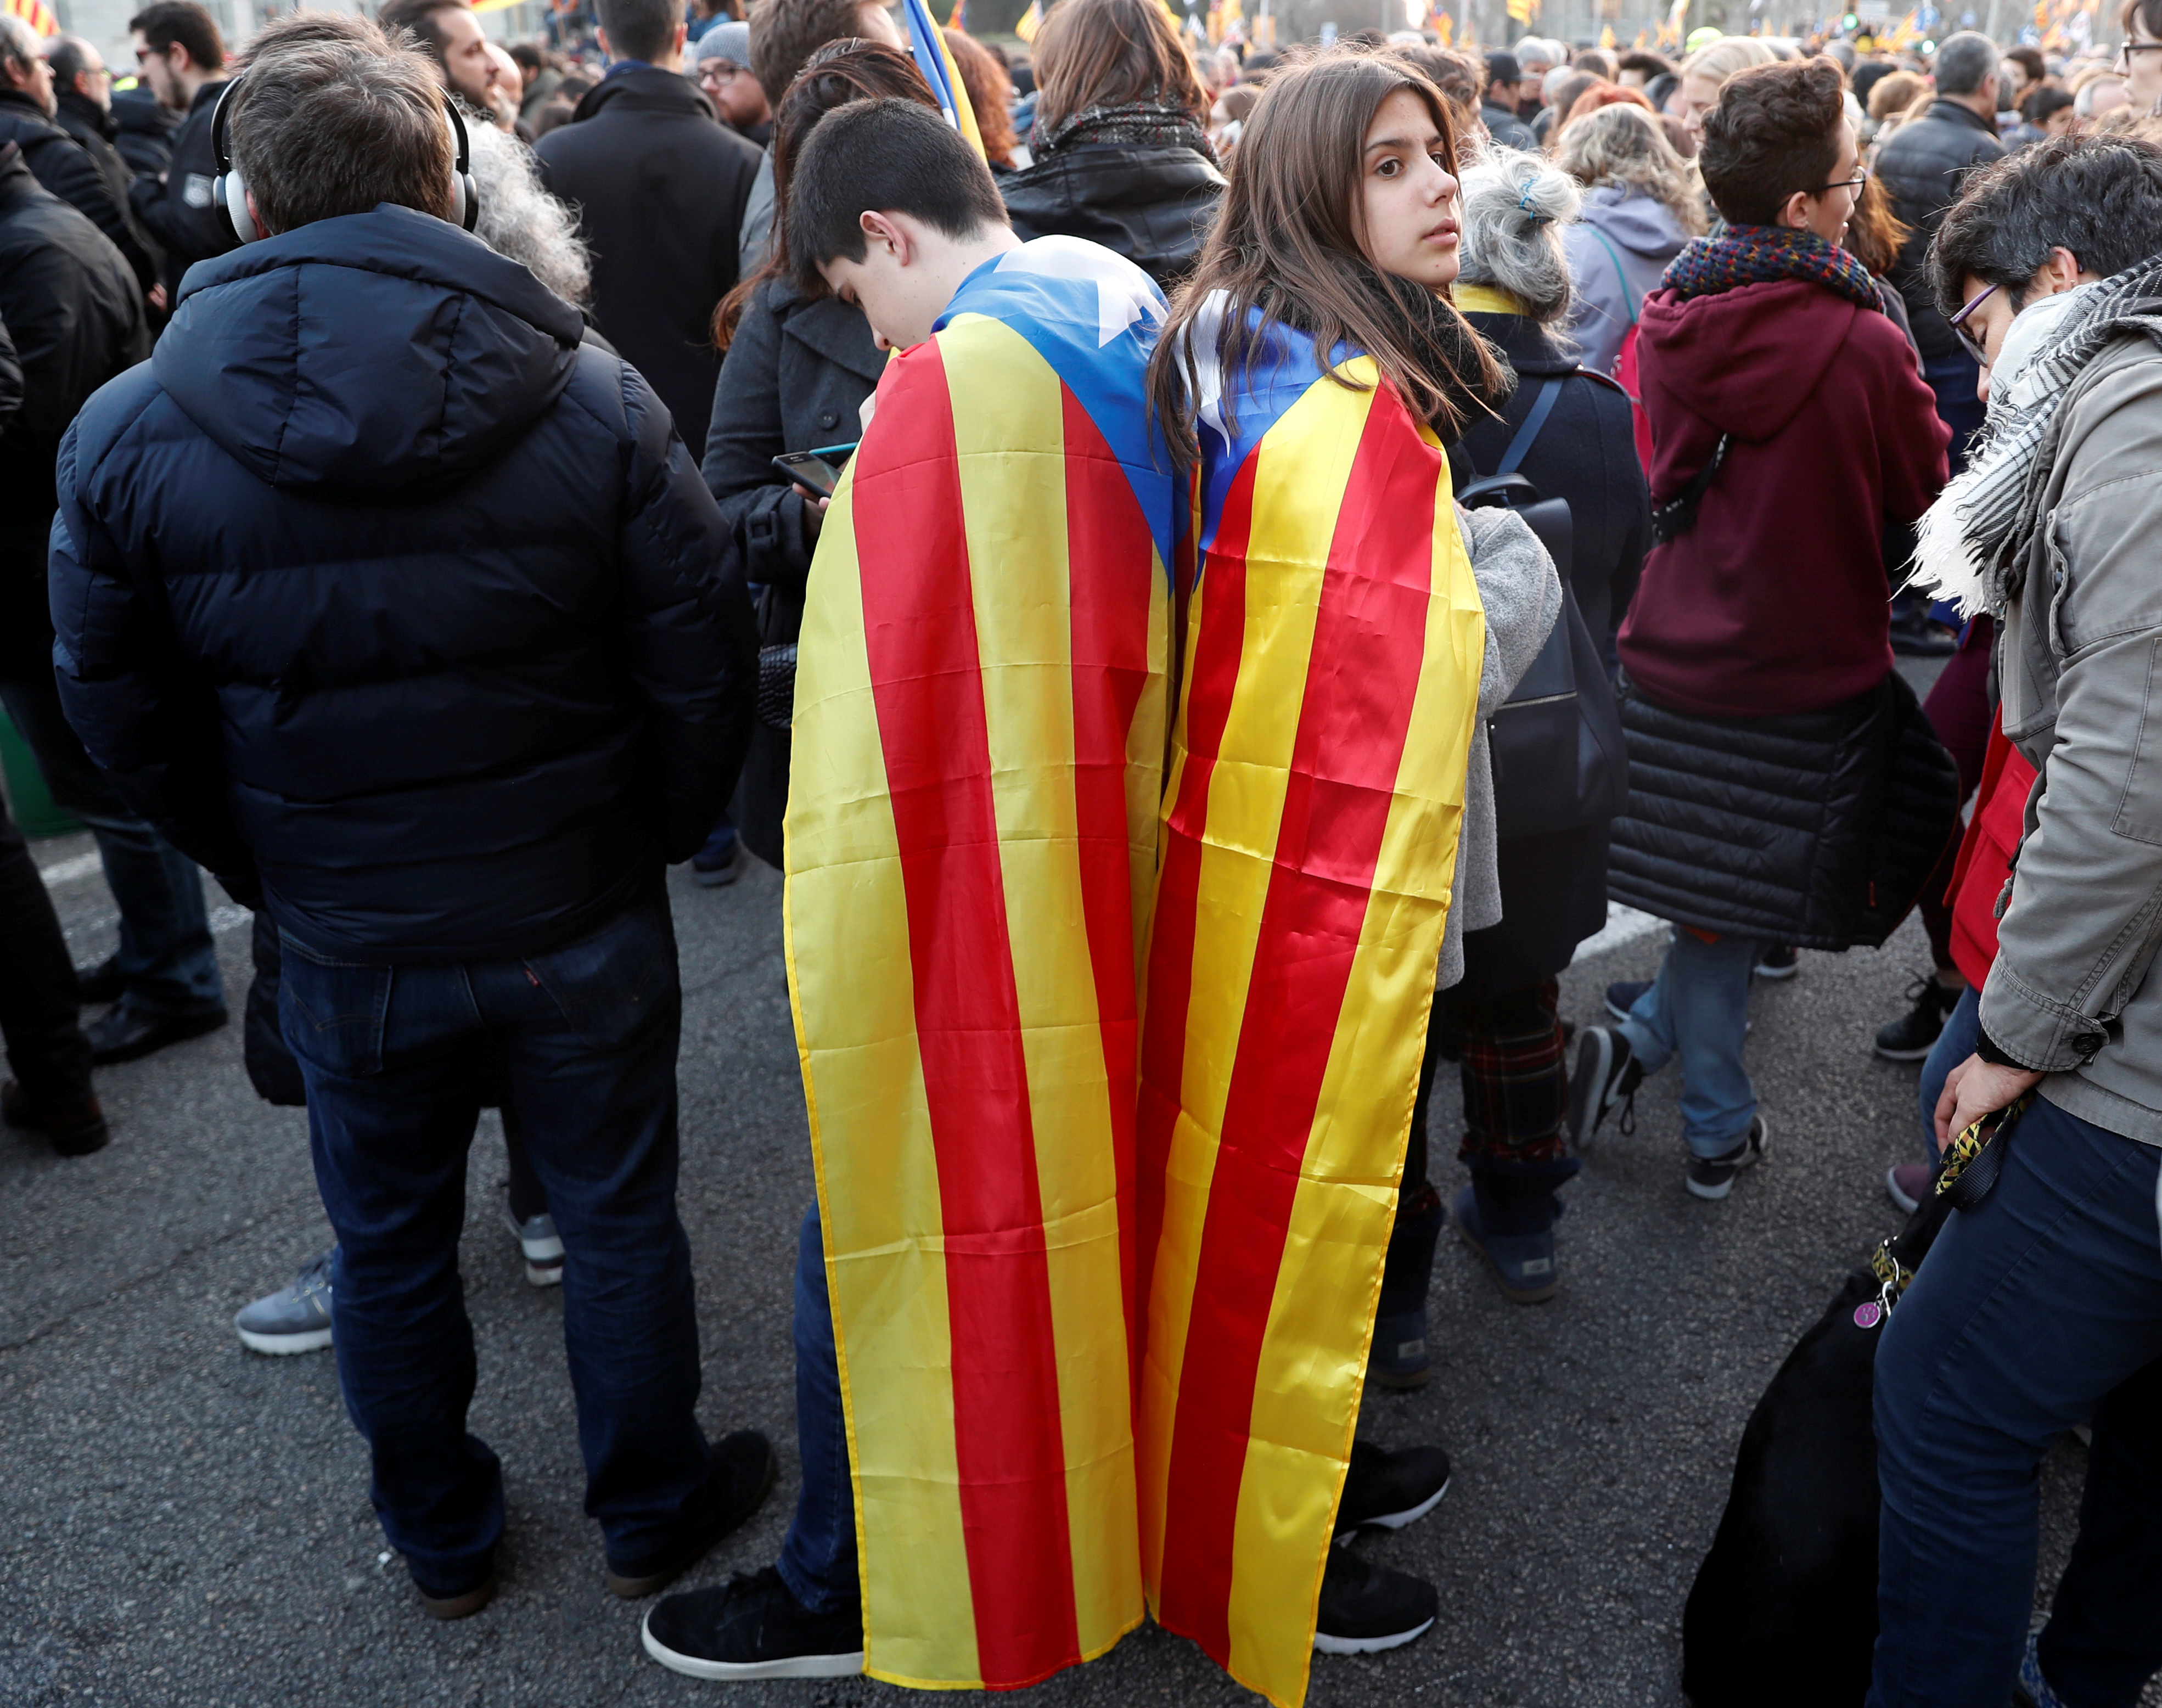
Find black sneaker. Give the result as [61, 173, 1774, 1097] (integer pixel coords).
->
[642, 1565, 864, 1681]
[1686, 1115, 1769, 1201]
[1312, 1547, 1438, 1655]
[1874, 975, 1960, 1062]
[604, 1430, 777, 1597]
[1754, 945, 1799, 980]
[1335, 1440, 1451, 1540]
[1566, 1026, 1640, 1148]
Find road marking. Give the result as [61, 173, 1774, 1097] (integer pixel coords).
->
[1569, 903, 1666, 965]
[37, 852, 102, 887]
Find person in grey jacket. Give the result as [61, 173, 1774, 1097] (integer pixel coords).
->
[1554, 103, 1703, 375]
[1871, 134, 2162, 1708]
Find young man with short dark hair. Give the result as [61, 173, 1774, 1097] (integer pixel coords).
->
[1873, 133, 2162, 1708]
[50, 29, 763, 1623]
[532, 0, 762, 460]
[642, 94, 1170, 1684]
[124, 1, 233, 301]
[1571, 57, 1952, 1199]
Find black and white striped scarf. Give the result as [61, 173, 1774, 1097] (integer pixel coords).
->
[1910, 252, 2162, 616]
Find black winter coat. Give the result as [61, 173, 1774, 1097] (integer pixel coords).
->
[0, 89, 158, 296]
[109, 89, 178, 180]
[1874, 99, 2004, 368]
[50, 91, 161, 293]
[1452, 310, 1651, 995]
[48, 204, 758, 964]
[534, 66, 763, 463]
[0, 310, 19, 430]
[126, 77, 237, 304]
[1606, 668, 1959, 952]
[1001, 143, 1222, 288]
[700, 276, 884, 870]
[0, 143, 146, 675]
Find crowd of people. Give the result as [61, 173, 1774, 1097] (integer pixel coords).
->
[5, 0, 2162, 1701]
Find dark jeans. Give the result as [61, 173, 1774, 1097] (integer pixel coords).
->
[0, 674, 223, 1019]
[1871, 1095, 2162, 1708]
[281, 896, 709, 1594]
[777, 1203, 858, 1616]
[0, 802, 92, 1104]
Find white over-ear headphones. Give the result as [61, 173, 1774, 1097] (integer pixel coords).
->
[211, 74, 480, 241]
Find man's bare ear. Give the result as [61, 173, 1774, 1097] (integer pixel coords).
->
[859, 209, 912, 264]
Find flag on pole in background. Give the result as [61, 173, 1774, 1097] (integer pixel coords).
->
[948, 0, 966, 31]
[785, 237, 1178, 1695]
[902, 0, 986, 156]
[1015, 0, 1043, 40]
[1133, 306, 1484, 1708]
[1599, 21, 1616, 45]
[4, 0, 59, 34]
[1431, 8, 1453, 41]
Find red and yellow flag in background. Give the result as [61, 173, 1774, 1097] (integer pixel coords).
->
[785, 260, 1484, 1707]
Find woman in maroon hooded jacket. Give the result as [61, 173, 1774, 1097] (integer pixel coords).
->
[1567, 57, 1955, 1201]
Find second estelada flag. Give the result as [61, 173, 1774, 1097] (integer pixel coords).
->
[1137, 306, 1485, 1708]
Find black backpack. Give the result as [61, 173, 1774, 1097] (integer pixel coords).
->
[1456, 375, 1631, 841]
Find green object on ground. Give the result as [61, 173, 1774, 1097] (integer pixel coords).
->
[0, 706, 81, 838]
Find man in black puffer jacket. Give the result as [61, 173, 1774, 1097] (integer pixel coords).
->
[0, 16, 158, 298]
[50, 33, 768, 1619]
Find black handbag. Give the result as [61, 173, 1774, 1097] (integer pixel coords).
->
[1457, 376, 1631, 841]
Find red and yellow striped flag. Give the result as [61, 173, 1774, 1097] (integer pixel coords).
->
[1136, 318, 1484, 1708]
[785, 240, 1176, 1691]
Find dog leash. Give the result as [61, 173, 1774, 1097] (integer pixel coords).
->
[1855, 1093, 2034, 1330]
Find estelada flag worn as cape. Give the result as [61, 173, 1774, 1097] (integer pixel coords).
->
[784, 247, 1485, 1708]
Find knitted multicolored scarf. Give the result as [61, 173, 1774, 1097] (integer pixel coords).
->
[1660, 224, 1885, 314]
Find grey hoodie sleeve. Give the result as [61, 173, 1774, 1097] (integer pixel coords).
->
[1437, 504, 1564, 990]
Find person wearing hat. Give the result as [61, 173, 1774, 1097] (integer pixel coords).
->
[697, 19, 770, 143]
[1482, 49, 1535, 148]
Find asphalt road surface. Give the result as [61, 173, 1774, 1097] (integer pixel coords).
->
[1, 762, 2119, 1707]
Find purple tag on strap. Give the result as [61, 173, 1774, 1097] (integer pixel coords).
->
[1854, 1301, 1883, 1329]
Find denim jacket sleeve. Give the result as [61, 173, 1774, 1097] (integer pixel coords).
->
[1982, 351, 2162, 1072]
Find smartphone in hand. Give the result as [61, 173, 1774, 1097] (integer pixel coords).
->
[771, 441, 858, 500]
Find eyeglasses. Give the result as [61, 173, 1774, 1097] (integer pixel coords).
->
[1948, 280, 2000, 365]
[1807, 167, 1869, 196]
[2114, 38, 2162, 65]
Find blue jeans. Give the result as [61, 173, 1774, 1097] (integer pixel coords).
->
[1, 676, 223, 1018]
[778, 1202, 858, 1614]
[1916, 984, 1981, 1162]
[1615, 928, 1759, 1158]
[1871, 1095, 2162, 1708]
[280, 896, 709, 1594]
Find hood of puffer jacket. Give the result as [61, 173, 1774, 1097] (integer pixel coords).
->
[1578, 184, 1689, 260]
[155, 203, 585, 496]
[1638, 276, 1861, 442]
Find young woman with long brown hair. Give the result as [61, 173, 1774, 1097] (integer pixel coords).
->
[1142, 46, 1560, 1664]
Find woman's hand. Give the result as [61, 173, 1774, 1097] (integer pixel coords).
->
[1934, 1053, 2045, 1152]
[796, 486, 830, 543]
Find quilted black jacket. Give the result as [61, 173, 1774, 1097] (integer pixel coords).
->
[1607, 668, 1960, 951]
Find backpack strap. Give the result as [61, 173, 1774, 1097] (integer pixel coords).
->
[1495, 377, 1566, 477]
[1650, 432, 1732, 546]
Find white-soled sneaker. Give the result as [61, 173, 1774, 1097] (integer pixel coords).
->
[500, 1184, 564, 1286]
